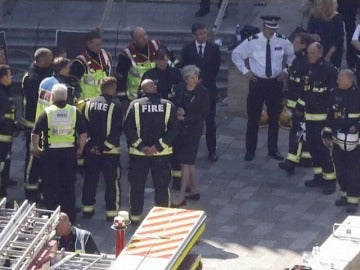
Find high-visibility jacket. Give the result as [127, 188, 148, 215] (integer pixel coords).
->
[124, 40, 159, 100]
[76, 49, 112, 99]
[123, 93, 178, 156]
[74, 227, 91, 254]
[46, 104, 77, 148]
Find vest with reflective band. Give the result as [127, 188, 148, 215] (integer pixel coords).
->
[125, 40, 159, 100]
[46, 104, 76, 148]
[77, 49, 111, 99]
[74, 227, 91, 254]
[129, 101, 173, 156]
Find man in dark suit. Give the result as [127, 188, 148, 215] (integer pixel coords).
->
[181, 22, 221, 162]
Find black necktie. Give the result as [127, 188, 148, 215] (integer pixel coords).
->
[265, 39, 272, 78]
[198, 45, 203, 59]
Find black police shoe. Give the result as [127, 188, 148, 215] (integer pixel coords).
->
[322, 182, 336, 195]
[304, 177, 326, 187]
[244, 152, 255, 161]
[278, 161, 295, 175]
[346, 203, 358, 214]
[334, 197, 347, 207]
[268, 151, 284, 160]
[195, 8, 210, 17]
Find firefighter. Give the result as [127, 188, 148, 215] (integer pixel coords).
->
[297, 42, 338, 194]
[279, 33, 314, 175]
[82, 77, 122, 222]
[70, 28, 112, 99]
[22, 48, 53, 201]
[123, 79, 178, 225]
[31, 84, 87, 222]
[116, 27, 177, 103]
[56, 212, 99, 254]
[322, 69, 360, 213]
[0, 65, 15, 197]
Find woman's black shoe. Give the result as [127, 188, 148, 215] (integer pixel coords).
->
[185, 193, 200, 200]
[171, 200, 187, 208]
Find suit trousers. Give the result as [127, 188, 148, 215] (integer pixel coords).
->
[246, 78, 283, 154]
[128, 155, 171, 216]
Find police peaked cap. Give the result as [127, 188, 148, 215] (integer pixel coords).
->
[260, 15, 280, 29]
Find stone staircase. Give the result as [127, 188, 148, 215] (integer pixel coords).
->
[2, 26, 234, 97]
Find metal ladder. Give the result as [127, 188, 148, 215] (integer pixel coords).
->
[0, 199, 60, 270]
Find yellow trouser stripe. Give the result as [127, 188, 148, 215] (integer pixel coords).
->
[286, 100, 297, 109]
[286, 153, 299, 163]
[314, 167, 323, 174]
[347, 197, 359, 204]
[83, 205, 95, 212]
[0, 135, 12, 142]
[305, 113, 327, 121]
[323, 172, 336, 180]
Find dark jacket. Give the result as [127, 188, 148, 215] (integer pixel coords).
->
[22, 63, 53, 128]
[141, 66, 182, 100]
[173, 82, 209, 128]
[181, 41, 220, 94]
[124, 93, 178, 155]
[83, 94, 122, 153]
[296, 59, 338, 118]
[323, 86, 360, 139]
[0, 83, 15, 137]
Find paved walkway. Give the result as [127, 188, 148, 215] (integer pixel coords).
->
[8, 105, 351, 269]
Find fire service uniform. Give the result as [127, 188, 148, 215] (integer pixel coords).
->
[82, 94, 122, 221]
[123, 93, 178, 224]
[21, 64, 52, 201]
[0, 82, 15, 197]
[322, 86, 360, 212]
[296, 58, 338, 194]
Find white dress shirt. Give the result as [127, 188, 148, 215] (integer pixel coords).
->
[195, 41, 206, 57]
[231, 32, 295, 79]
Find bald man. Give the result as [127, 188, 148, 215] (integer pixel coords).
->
[56, 212, 99, 254]
[124, 79, 179, 225]
[116, 27, 177, 103]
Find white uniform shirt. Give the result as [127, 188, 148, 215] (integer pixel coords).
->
[231, 32, 295, 79]
[351, 24, 360, 41]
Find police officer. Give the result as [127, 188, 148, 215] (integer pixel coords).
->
[56, 212, 99, 254]
[0, 65, 15, 197]
[32, 84, 87, 222]
[70, 28, 112, 99]
[297, 42, 338, 194]
[116, 27, 177, 103]
[22, 48, 53, 201]
[232, 15, 295, 161]
[279, 33, 313, 175]
[124, 79, 178, 225]
[82, 77, 122, 222]
[322, 69, 360, 213]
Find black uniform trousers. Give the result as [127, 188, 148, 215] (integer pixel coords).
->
[205, 87, 217, 154]
[0, 142, 11, 197]
[128, 155, 171, 216]
[333, 144, 360, 203]
[246, 78, 283, 154]
[82, 152, 121, 218]
[24, 129, 42, 201]
[42, 148, 76, 222]
[306, 120, 336, 180]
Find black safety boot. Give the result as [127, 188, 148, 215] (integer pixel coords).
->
[278, 161, 295, 175]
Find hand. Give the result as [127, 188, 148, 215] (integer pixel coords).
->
[146, 146, 158, 156]
[277, 72, 287, 82]
[245, 71, 257, 82]
[89, 146, 101, 156]
[33, 147, 43, 158]
[177, 107, 185, 120]
[324, 54, 331, 63]
[323, 138, 333, 148]
[348, 126, 358, 134]
[311, 34, 321, 42]
[141, 146, 150, 155]
[76, 148, 84, 159]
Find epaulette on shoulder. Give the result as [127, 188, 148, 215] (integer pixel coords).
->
[276, 33, 287, 39]
[247, 34, 259, 41]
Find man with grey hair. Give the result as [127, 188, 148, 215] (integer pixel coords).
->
[22, 47, 53, 200]
[32, 83, 87, 222]
[124, 78, 178, 225]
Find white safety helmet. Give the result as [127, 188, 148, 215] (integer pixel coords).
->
[336, 131, 359, 152]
